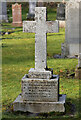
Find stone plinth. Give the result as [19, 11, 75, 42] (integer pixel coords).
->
[13, 94, 66, 113]
[28, 68, 53, 79]
[22, 74, 59, 102]
[12, 3, 22, 27]
[13, 74, 66, 113]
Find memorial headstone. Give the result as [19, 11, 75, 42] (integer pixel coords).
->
[38, 0, 44, 7]
[0, 1, 8, 22]
[13, 7, 66, 113]
[12, 3, 22, 27]
[61, 0, 81, 57]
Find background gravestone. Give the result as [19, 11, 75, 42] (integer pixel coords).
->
[13, 7, 66, 113]
[27, 0, 37, 20]
[61, 0, 81, 57]
[12, 3, 22, 27]
[0, 1, 8, 22]
[27, 0, 43, 20]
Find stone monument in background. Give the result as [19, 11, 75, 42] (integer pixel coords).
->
[61, 0, 81, 57]
[27, 0, 43, 20]
[12, 3, 22, 27]
[13, 7, 66, 113]
[0, 1, 8, 22]
[27, 0, 37, 20]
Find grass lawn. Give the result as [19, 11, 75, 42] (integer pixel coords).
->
[1, 6, 80, 120]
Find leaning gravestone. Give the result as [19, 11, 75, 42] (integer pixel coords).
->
[12, 3, 22, 27]
[0, 1, 8, 22]
[61, 0, 81, 57]
[13, 7, 66, 113]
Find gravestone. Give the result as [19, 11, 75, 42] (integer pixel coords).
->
[27, 0, 36, 20]
[61, 0, 81, 57]
[0, 1, 8, 22]
[13, 7, 66, 113]
[12, 3, 22, 27]
[75, 53, 81, 79]
[38, 0, 44, 7]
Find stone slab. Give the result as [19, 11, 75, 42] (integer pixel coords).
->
[13, 94, 66, 113]
[28, 68, 53, 79]
[21, 74, 59, 102]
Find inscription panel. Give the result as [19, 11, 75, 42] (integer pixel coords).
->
[22, 76, 59, 102]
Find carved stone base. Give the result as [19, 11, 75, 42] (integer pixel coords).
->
[21, 74, 59, 102]
[13, 94, 66, 113]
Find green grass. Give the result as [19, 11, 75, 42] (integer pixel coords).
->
[1, 6, 80, 119]
[2, 23, 79, 119]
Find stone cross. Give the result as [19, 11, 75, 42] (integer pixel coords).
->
[23, 7, 59, 70]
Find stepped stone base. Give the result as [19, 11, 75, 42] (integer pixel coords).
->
[13, 94, 66, 113]
[28, 68, 53, 79]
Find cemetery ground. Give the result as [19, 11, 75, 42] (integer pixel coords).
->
[2, 22, 79, 119]
[1, 5, 80, 119]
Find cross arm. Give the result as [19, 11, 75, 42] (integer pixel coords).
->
[23, 21, 36, 33]
[46, 20, 59, 33]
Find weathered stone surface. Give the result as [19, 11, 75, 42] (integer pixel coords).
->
[12, 3, 22, 27]
[13, 7, 66, 113]
[62, 0, 81, 57]
[21, 74, 59, 102]
[23, 7, 59, 71]
[13, 94, 66, 113]
[0, 1, 8, 22]
[28, 68, 53, 79]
